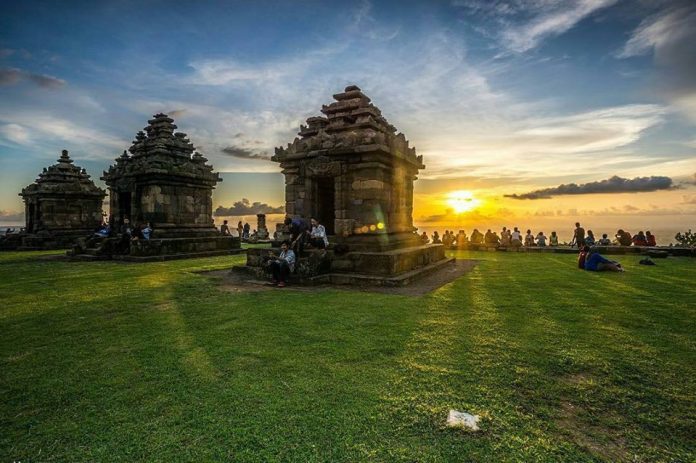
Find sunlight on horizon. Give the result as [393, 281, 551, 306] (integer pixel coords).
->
[446, 190, 482, 214]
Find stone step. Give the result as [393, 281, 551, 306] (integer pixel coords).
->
[320, 257, 456, 287]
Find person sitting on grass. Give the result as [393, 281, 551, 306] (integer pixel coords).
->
[585, 230, 596, 246]
[308, 217, 328, 249]
[549, 231, 559, 246]
[646, 230, 657, 246]
[484, 229, 495, 244]
[268, 241, 296, 288]
[597, 233, 611, 246]
[582, 247, 624, 272]
[536, 231, 547, 247]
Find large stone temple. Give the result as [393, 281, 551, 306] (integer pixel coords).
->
[1, 150, 106, 250]
[74, 113, 239, 260]
[245, 85, 451, 285]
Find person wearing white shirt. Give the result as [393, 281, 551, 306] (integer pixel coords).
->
[510, 227, 522, 247]
[308, 217, 329, 249]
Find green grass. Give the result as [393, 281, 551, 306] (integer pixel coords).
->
[1, 250, 694, 462]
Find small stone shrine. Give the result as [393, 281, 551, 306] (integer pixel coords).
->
[256, 214, 269, 240]
[1, 150, 106, 250]
[244, 85, 452, 285]
[72, 113, 239, 260]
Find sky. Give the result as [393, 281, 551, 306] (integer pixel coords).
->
[1, 0, 695, 241]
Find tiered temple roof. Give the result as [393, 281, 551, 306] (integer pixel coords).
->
[21, 150, 105, 199]
[102, 113, 220, 186]
[273, 85, 423, 168]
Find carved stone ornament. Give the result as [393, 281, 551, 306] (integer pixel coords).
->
[305, 156, 340, 177]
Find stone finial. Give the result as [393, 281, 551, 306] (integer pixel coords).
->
[59, 149, 73, 163]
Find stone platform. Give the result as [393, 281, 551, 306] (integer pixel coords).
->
[240, 243, 454, 287]
[69, 236, 241, 262]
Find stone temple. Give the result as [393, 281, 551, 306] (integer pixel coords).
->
[245, 85, 451, 285]
[1, 150, 106, 250]
[73, 113, 239, 260]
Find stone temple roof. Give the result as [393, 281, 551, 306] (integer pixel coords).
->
[273, 85, 423, 168]
[21, 150, 106, 199]
[102, 113, 221, 186]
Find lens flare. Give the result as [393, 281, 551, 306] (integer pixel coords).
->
[447, 190, 481, 214]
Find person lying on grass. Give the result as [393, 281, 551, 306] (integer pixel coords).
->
[578, 246, 624, 272]
[267, 240, 296, 288]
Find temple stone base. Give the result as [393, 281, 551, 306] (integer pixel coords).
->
[69, 236, 241, 262]
[1, 229, 94, 251]
[240, 243, 454, 287]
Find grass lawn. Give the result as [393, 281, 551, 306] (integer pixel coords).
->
[1, 250, 694, 462]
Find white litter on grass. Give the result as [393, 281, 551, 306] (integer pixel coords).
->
[446, 409, 481, 431]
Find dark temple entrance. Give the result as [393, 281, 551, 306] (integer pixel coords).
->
[118, 192, 132, 225]
[315, 177, 335, 235]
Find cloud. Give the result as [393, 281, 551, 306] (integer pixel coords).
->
[0, 67, 66, 89]
[455, 0, 618, 53]
[502, 0, 618, 52]
[0, 210, 24, 222]
[221, 145, 271, 161]
[214, 198, 284, 216]
[0, 110, 127, 156]
[505, 175, 675, 199]
[0, 123, 31, 145]
[618, 2, 696, 121]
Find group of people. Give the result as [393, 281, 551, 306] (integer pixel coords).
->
[422, 227, 559, 248]
[265, 216, 329, 287]
[572, 223, 656, 247]
[220, 220, 251, 239]
[419, 222, 659, 248]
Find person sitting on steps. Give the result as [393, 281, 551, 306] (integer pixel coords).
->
[268, 240, 296, 288]
[308, 217, 328, 250]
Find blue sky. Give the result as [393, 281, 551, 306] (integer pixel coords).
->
[1, 0, 695, 232]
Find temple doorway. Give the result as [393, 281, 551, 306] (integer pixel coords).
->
[118, 191, 132, 224]
[315, 177, 335, 235]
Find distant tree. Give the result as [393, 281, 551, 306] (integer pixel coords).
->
[674, 229, 696, 247]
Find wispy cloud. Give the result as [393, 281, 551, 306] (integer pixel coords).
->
[502, 0, 618, 52]
[454, 0, 617, 53]
[505, 175, 675, 200]
[0, 67, 66, 89]
[0, 110, 126, 156]
[0, 124, 31, 145]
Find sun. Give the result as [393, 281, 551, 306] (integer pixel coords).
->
[447, 190, 481, 214]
